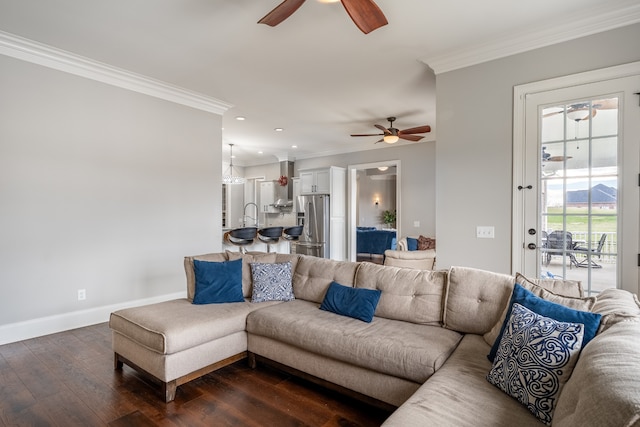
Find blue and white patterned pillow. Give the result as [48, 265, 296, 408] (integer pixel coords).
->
[250, 262, 295, 303]
[486, 303, 584, 425]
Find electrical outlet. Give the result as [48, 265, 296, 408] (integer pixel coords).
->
[476, 226, 495, 238]
[77, 289, 86, 301]
[413, 221, 420, 227]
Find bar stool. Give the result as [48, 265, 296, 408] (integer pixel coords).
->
[283, 225, 303, 254]
[224, 227, 257, 253]
[258, 227, 284, 253]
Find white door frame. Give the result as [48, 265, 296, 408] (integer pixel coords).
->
[347, 160, 401, 261]
[512, 61, 640, 294]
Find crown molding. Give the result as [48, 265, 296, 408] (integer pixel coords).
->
[0, 31, 233, 115]
[422, 3, 640, 75]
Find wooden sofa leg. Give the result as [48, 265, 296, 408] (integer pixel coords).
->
[247, 352, 257, 369]
[114, 353, 123, 370]
[163, 380, 177, 403]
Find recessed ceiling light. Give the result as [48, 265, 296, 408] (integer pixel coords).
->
[317, 0, 340, 3]
[275, 128, 284, 132]
[292, 145, 298, 149]
[258, 151, 263, 154]
[235, 116, 246, 121]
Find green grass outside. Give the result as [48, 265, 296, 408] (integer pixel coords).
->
[543, 207, 617, 233]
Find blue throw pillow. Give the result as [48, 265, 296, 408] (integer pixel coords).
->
[487, 283, 601, 362]
[406, 237, 418, 251]
[320, 281, 381, 323]
[192, 259, 244, 304]
[487, 303, 585, 425]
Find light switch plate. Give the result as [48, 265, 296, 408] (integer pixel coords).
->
[476, 226, 495, 238]
[413, 221, 420, 227]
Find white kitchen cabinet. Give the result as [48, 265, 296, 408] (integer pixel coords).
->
[300, 168, 332, 194]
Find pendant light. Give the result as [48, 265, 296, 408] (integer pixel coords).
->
[222, 144, 245, 184]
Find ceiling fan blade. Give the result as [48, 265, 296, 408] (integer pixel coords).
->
[340, 0, 388, 34]
[546, 156, 573, 162]
[399, 125, 431, 135]
[375, 139, 384, 144]
[258, 0, 306, 26]
[374, 124, 391, 134]
[351, 133, 384, 137]
[399, 134, 423, 142]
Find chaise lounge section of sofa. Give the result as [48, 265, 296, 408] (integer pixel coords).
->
[109, 252, 640, 426]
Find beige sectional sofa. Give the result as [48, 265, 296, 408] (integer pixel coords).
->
[109, 252, 640, 426]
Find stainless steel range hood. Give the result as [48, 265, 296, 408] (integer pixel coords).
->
[273, 160, 294, 208]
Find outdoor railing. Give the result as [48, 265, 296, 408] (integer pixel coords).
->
[568, 231, 617, 263]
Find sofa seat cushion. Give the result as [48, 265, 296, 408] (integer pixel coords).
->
[382, 334, 541, 427]
[110, 298, 280, 355]
[246, 299, 463, 383]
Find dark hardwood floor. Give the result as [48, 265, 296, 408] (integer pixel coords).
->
[0, 323, 392, 426]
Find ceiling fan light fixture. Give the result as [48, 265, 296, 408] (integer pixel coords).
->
[383, 134, 399, 144]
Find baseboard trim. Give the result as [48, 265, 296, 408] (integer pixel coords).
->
[0, 291, 186, 345]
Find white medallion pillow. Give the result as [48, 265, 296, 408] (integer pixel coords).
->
[486, 303, 584, 425]
[250, 262, 295, 303]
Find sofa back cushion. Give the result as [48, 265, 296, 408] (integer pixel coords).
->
[483, 276, 593, 347]
[515, 272, 583, 297]
[552, 319, 640, 427]
[292, 256, 359, 303]
[226, 251, 278, 298]
[444, 266, 516, 335]
[184, 252, 228, 301]
[355, 263, 446, 325]
[591, 288, 640, 333]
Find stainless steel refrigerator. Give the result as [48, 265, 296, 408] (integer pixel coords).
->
[294, 194, 330, 258]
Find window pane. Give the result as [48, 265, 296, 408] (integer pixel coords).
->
[592, 98, 618, 137]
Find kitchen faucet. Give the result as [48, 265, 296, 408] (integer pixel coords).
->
[243, 202, 259, 227]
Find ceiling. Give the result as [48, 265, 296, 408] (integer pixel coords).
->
[1, 0, 639, 166]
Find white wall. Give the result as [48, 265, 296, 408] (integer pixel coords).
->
[290, 143, 436, 237]
[0, 55, 223, 340]
[435, 23, 640, 273]
[357, 171, 396, 228]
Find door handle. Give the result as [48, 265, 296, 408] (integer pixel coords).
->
[527, 243, 537, 250]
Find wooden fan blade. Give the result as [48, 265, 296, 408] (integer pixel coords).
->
[399, 125, 431, 135]
[374, 124, 391, 134]
[351, 133, 384, 137]
[340, 0, 388, 34]
[399, 134, 423, 142]
[593, 98, 618, 110]
[547, 156, 573, 162]
[258, 0, 306, 26]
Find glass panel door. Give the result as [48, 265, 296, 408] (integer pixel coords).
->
[539, 98, 618, 294]
[514, 67, 640, 296]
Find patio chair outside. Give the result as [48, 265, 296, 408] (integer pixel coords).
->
[574, 233, 607, 268]
[544, 230, 579, 268]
